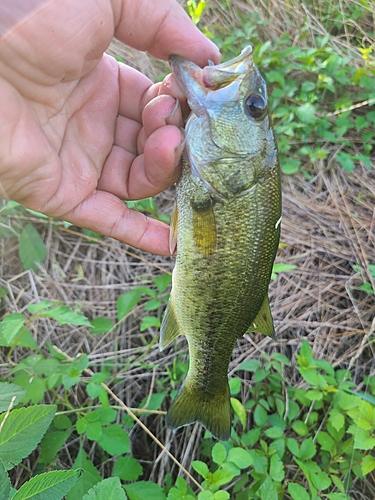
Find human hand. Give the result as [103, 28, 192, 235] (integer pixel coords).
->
[0, 0, 220, 255]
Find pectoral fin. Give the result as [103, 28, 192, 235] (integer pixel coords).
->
[169, 202, 178, 255]
[248, 295, 275, 338]
[160, 299, 182, 350]
[192, 199, 216, 258]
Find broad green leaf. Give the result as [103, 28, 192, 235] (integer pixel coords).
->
[97, 424, 130, 455]
[197, 492, 214, 500]
[292, 420, 309, 436]
[39, 430, 71, 464]
[211, 468, 235, 486]
[329, 408, 345, 432]
[212, 442, 227, 465]
[19, 223, 46, 271]
[89, 317, 114, 334]
[40, 306, 91, 326]
[0, 313, 25, 344]
[236, 359, 262, 372]
[299, 437, 316, 461]
[139, 392, 166, 411]
[82, 477, 127, 500]
[288, 482, 310, 500]
[113, 456, 143, 481]
[296, 103, 317, 124]
[140, 316, 161, 331]
[0, 459, 10, 500]
[124, 481, 166, 500]
[66, 449, 101, 500]
[324, 494, 351, 500]
[27, 300, 53, 314]
[12, 470, 80, 500]
[336, 152, 356, 172]
[192, 461, 209, 478]
[213, 492, 230, 500]
[348, 426, 375, 450]
[310, 470, 331, 491]
[0, 405, 56, 470]
[316, 431, 335, 453]
[230, 397, 246, 428]
[0, 382, 25, 412]
[153, 274, 172, 293]
[254, 404, 267, 427]
[269, 453, 285, 482]
[264, 427, 283, 439]
[361, 455, 375, 475]
[117, 289, 143, 321]
[257, 476, 278, 500]
[227, 447, 252, 469]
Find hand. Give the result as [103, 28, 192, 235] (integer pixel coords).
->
[0, 0, 220, 255]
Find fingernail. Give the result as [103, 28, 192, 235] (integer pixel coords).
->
[174, 128, 186, 167]
[166, 98, 180, 126]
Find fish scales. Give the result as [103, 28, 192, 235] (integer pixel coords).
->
[160, 46, 281, 440]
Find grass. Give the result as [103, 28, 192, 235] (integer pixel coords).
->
[1, 0, 375, 499]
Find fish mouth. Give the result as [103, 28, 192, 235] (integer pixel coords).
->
[169, 46, 255, 116]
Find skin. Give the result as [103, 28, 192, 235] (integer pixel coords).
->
[0, 0, 220, 255]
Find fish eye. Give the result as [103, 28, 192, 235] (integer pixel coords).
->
[245, 94, 267, 119]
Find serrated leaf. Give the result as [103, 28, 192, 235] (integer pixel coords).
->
[124, 481, 166, 500]
[12, 470, 80, 500]
[329, 408, 345, 432]
[296, 103, 317, 124]
[0, 405, 56, 470]
[192, 460, 209, 478]
[288, 482, 310, 500]
[153, 274, 172, 294]
[82, 477, 127, 500]
[39, 430, 71, 464]
[287, 437, 300, 457]
[40, 306, 91, 326]
[0, 459, 10, 500]
[257, 476, 278, 500]
[0, 382, 25, 412]
[113, 456, 143, 481]
[117, 289, 143, 321]
[0, 313, 25, 344]
[97, 424, 130, 455]
[269, 453, 285, 482]
[19, 223, 46, 271]
[299, 437, 316, 461]
[66, 449, 101, 500]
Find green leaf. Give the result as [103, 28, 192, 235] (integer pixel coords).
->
[39, 430, 71, 464]
[227, 447, 252, 469]
[236, 359, 262, 371]
[12, 470, 80, 500]
[66, 449, 101, 500]
[113, 456, 143, 481]
[296, 103, 317, 124]
[288, 482, 310, 500]
[40, 306, 91, 326]
[336, 152, 355, 172]
[329, 408, 345, 432]
[212, 442, 227, 465]
[97, 424, 130, 455]
[287, 437, 300, 457]
[124, 481, 166, 500]
[254, 404, 268, 427]
[281, 158, 301, 175]
[0, 404, 56, 470]
[269, 453, 285, 482]
[361, 455, 375, 475]
[299, 437, 316, 461]
[230, 397, 246, 428]
[117, 289, 143, 321]
[257, 476, 278, 500]
[0, 313, 25, 344]
[140, 316, 161, 331]
[213, 492, 230, 500]
[264, 427, 283, 439]
[90, 317, 114, 334]
[0, 382, 25, 412]
[348, 426, 375, 450]
[19, 223, 46, 271]
[0, 459, 10, 500]
[192, 461, 209, 478]
[82, 477, 127, 500]
[292, 420, 309, 436]
[153, 274, 172, 293]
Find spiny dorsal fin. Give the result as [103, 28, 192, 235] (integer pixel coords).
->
[160, 298, 183, 350]
[248, 294, 275, 338]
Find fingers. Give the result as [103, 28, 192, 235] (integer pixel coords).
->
[63, 190, 171, 255]
[116, 0, 220, 67]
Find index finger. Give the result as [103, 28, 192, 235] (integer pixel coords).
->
[115, 0, 221, 67]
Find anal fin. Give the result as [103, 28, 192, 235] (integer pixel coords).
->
[248, 295, 275, 338]
[160, 299, 182, 350]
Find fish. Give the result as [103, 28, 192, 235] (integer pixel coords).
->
[160, 46, 281, 441]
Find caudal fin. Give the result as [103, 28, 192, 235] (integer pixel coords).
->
[166, 378, 231, 441]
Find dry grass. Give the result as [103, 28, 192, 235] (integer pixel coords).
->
[1, 0, 375, 495]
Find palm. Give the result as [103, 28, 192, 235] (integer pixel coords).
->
[0, 0, 219, 254]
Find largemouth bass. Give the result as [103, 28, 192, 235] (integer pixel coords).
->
[160, 46, 281, 441]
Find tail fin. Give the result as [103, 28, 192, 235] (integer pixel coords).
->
[166, 377, 231, 441]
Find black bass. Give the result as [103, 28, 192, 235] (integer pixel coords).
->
[160, 46, 281, 441]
